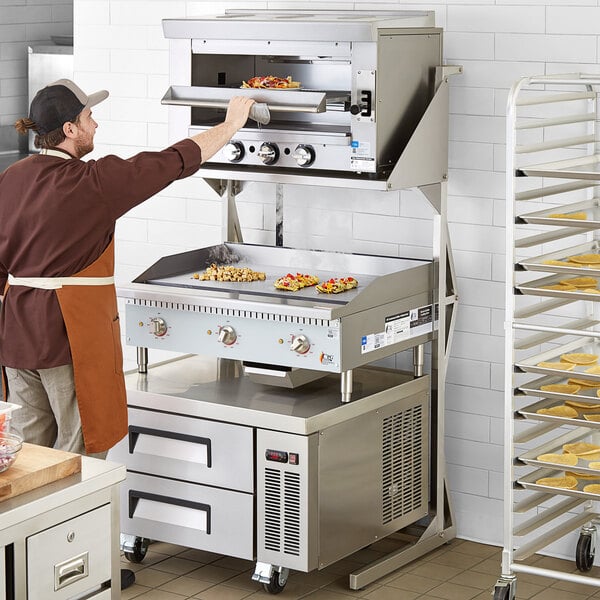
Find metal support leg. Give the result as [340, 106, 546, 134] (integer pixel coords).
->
[223, 180, 243, 243]
[349, 182, 458, 590]
[413, 344, 425, 377]
[137, 347, 148, 374]
[341, 370, 353, 403]
[276, 183, 283, 247]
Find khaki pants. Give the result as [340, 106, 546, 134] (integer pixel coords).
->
[5, 365, 106, 458]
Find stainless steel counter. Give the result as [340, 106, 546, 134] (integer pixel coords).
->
[124, 355, 421, 434]
[0, 457, 125, 599]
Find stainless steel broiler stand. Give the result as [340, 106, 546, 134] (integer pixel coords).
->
[497, 73, 600, 600]
[112, 9, 461, 594]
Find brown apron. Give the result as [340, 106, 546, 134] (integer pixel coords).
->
[55, 239, 127, 453]
[2, 240, 127, 453]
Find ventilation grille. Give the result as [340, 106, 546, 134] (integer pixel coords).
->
[262, 468, 301, 556]
[283, 472, 301, 555]
[264, 468, 281, 552]
[382, 405, 424, 524]
[130, 299, 331, 325]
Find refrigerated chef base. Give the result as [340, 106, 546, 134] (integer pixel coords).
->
[109, 355, 429, 573]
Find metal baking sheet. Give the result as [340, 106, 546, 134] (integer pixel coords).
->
[519, 431, 600, 474]
[518, 200, 600, 229]
[516, 338, 600, 382]
[517, 272, 600, 301]
[518, 241, 600, 277]
[518, 468, 600, 501]
[521, 159, 600, 181]
[518, 396, 600, 430]
[519, 374, 600, 403]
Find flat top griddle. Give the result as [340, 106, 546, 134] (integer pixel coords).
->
[132, 243, 430, 310]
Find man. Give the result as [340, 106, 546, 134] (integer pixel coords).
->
[0, 79, 254, 590]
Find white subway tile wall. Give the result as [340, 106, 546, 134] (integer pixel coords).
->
[67, 0, 600, 556]
[0, 1, 72, 127]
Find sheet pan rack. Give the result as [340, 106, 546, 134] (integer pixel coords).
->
[497, 73, 600, 599]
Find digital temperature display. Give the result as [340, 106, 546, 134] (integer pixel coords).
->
[265, 449, 288, 463]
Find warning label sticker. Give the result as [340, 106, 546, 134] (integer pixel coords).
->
[361, 303, 438, 354]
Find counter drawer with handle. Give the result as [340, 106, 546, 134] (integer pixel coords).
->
[26, 504, 111, 600]
[122, 472, 254, 560]
[111, 407, 254, 492]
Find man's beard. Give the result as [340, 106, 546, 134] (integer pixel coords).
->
[74, 136, 93, 158]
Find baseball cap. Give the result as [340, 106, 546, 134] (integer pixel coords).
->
[29, 79, 109, 135]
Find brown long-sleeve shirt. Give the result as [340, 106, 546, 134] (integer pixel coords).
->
[0, 140, 202, 369]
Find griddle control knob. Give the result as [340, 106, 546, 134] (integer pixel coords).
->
[151, 317, 167, 337]
[223, 141, 244, 163]
[291, 334, 310, 354]
[258, 143, 279, 165]
[218, 325, 237, 346]
[292, 145, 315, 167]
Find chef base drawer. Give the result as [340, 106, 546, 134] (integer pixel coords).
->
[27, 504, 111, 600]
[122, 472, 254, 560]
[109, 407, 253, 492]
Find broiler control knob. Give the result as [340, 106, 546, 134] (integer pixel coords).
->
[223, 141, 244, 163]
[150, 317, 167, 337]
[291, 334, 310, 354]
[257, 143, 279, 165]
[218, 325, 237, 346]
[292, 145, 315, 167]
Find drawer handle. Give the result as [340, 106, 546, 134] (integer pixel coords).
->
[54, 552, 88, 590]
[128, 425, 212, 467]
[129, 490, 212, 534]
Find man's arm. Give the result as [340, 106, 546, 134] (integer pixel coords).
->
[189, 96, 254, 163]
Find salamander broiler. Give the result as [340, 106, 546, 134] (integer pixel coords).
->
[109, 10, 460, 593]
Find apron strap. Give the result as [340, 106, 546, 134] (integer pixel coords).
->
[8, 274, 114, 290]
[40, 148, 72, 160]
[1, 367, 7, 402]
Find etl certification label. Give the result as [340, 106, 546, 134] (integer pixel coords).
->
[361, 332, 387, 354]
[350, 141, 375, 172]
[361, 303, 437, 354]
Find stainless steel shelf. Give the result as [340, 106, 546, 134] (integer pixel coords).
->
[519, 155, 600, 181]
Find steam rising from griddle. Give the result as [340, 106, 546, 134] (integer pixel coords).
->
[208, 244, 243, 265]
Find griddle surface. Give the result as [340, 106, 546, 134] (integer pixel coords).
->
[147, 266, 375, 306]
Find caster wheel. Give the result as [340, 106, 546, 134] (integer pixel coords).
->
[493, 585, 510, 600]
[124, 537, 149, 563]
[263, 569, 288, 594]
[576, 534, 595, 572]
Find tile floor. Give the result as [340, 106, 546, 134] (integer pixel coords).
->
[119, 536, 600, 600]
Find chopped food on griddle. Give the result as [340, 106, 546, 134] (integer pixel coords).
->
[192, 263, 266, 282]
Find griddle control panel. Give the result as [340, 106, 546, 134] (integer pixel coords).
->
[126, 304, 342, 371]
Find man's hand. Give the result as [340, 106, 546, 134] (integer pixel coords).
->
[224, 96, 255, 130]
[190, 96, 256, 163]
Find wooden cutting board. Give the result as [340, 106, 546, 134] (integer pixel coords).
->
[0, 443, 81, 500]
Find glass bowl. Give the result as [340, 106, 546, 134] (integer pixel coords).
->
[0, 433, 23, 473]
